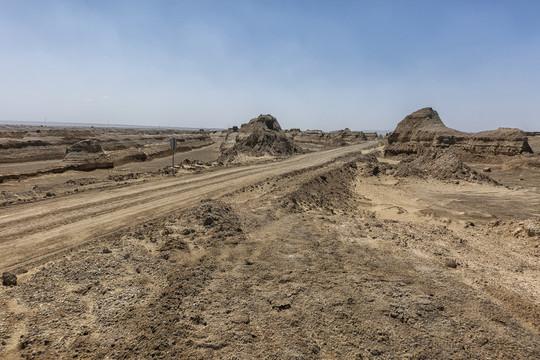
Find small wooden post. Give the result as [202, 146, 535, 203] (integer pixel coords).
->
[170, 137, 177, 176]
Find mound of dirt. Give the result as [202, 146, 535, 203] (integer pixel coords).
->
[219, 115, 300, 161]
[387, 148, 498, 184]
[62, 139, 113, 170]
[385, 107, 532, 158]
[282, 161, 366, 214]
[162, 199, 245, 251]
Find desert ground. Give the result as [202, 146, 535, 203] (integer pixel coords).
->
[0, 112, 539, 359]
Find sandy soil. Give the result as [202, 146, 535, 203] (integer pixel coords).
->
[0, 134, 539, 359]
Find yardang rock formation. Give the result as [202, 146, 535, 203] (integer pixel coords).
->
[385, 107, 533, 158]
[219, 114, 300, 161]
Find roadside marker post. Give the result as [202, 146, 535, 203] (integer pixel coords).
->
[170, 137, 177, 176]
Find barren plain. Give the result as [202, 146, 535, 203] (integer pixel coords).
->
[0, 113, 539, 359]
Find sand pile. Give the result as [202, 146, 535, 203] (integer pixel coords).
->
[219, 115, 300, 161]
[62, 139, 113, 170]
[385, 107, 532, 158]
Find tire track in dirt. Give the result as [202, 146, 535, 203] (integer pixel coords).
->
[0, 142, 377, 272]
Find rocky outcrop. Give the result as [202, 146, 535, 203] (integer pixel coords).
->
[62, 139, 113, 170]
[385, 107, 532, 157]
[219, 115, 300, 161]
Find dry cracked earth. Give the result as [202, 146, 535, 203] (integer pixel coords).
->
[0, 142, 539, 359]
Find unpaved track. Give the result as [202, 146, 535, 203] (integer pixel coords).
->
[0, 142, 376, 271]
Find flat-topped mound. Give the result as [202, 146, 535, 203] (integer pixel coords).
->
[287, 128, 379, 147]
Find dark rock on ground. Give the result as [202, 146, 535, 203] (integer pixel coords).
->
[203, 216, 214, 227]
[2, 272, 17, 286]
[445, 259, 458, 268]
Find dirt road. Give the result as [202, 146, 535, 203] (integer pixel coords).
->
[0, 142, 376, 272]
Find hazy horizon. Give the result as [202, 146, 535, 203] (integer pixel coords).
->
[0, 118, 393, 134]
[1, 1, 539, 132]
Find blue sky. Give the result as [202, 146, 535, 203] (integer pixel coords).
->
[1, 1, 539, 131]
